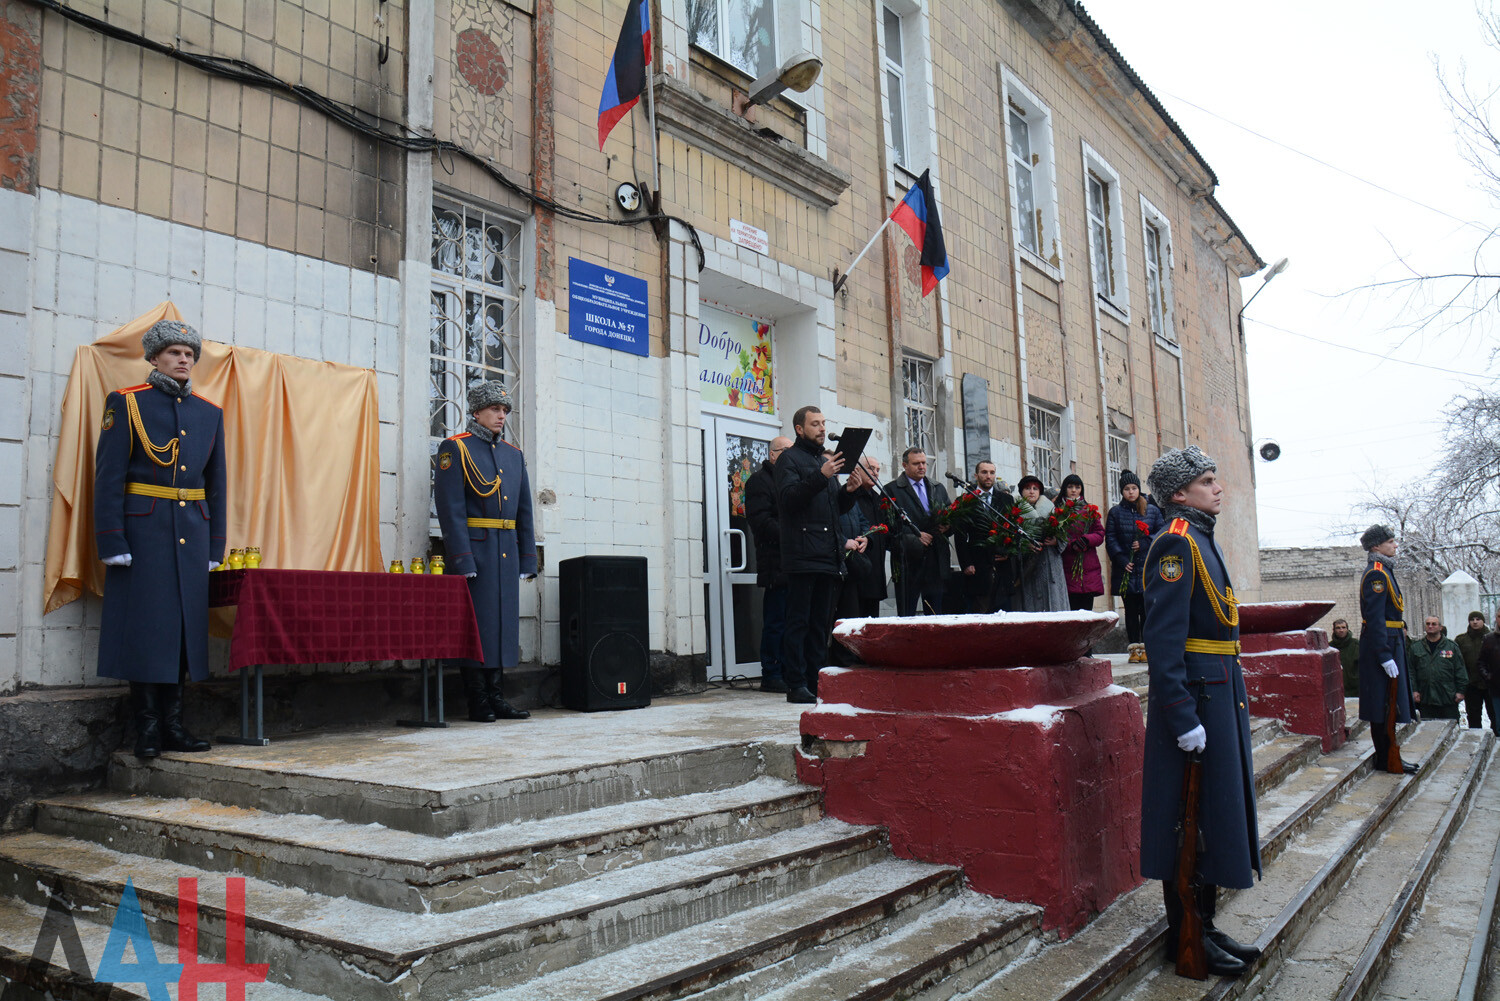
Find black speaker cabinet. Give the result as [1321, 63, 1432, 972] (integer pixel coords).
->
[559, 556, 651, 711]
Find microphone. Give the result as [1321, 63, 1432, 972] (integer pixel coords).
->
[827, 433, 841, 441]
[945, 472, 971, 487]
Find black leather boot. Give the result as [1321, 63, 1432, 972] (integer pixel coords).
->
[1162, 881, 1247, 978]
[1199, 884, 1260, 963]
[484, 670, 530, 719]
[130, 682, 162, 759]
[463, 668, 495, 722]
[160, 683, 211, 752]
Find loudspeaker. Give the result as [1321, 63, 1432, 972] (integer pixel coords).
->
[560, 556, 651, 711]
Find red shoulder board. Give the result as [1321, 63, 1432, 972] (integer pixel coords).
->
[1373, 561, 1384, 571]
[190, 391, 220, 408]
[447, 432, 472, 441]
[118, 384, 149, 394]
[1167, 519, 1189, 536]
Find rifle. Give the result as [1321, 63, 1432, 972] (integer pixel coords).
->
[1174, 681, 1209, 980]
[1383, 675, 1403, 774]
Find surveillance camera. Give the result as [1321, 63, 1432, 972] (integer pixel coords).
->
[1258, 441, 1281, 462]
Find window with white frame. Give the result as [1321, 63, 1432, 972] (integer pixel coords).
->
[1082, 144, 1127, 312]
[1107, 432, 1131, 503]
[1141, 197, 1175, 343]
[688, 0, 779, 81]
[883, 6, 909, 168]
[902, 354, 936, 457]
[1002, 72, 1060, 272]
[1027, 403, 1062, 487]
[429, 198, 524, 453]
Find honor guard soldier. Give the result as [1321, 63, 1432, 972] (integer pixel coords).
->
[1357, 524, 1417, 773]
[1139, 446, 1260, 979]
[94, 320, 226, 758]
[435, 382, 536, 721]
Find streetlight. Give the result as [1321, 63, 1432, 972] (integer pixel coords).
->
[733, 52, 824, 117]
[1239, 257, 1289, 321]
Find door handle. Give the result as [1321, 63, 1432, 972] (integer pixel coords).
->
[724, 528, 748, 572]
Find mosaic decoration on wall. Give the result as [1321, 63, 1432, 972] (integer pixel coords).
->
[450, 0, 514, 152]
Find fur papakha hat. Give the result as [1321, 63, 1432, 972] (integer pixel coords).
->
[142, 320, 202, 361]
[1148, 446, 1216, 502]
[467, 380, 512, 414]
[1360, 524, 1395, 552]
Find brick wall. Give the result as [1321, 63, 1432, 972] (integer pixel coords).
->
[1260, 545, 1441, 641]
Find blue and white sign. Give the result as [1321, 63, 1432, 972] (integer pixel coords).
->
[567, 258, 650, 357]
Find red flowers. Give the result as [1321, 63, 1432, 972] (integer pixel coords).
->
[1135, 520, 1151, 535]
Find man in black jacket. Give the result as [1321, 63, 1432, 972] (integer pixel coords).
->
[776, 406, 859, 704]
[745, 436, 793, 693]
[955, 460, 1017, 612]
[887, 448, 951, 616]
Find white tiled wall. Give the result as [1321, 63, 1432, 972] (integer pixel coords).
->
[11, 189, 403, 692]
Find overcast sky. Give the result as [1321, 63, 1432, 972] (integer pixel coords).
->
[1083, 1, 1498, 548]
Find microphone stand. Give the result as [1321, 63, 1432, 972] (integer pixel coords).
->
[850, 455, 929, 616]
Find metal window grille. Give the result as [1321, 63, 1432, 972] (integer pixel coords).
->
[1086, 172, 1113, 297]
[1028, 404, 1062, 486]
[429, 199, 523, 453]
[1007, 106, 1038, 255]
[687, 0, 778, 80]
[884, 7, 908, 167]
[1107, 434, 1131, 503]
[902, 355, 936, 457]
[1144, 221, 1169, 341]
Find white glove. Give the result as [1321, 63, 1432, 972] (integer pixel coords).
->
[1381, 658, 1399, 678]
[102, 554, 132, 567]
[209, 561, 220, 571]
[1177, 724, 1206, 753]
[465, 572, 478, 579]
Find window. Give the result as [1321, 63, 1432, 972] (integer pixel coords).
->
[429, 199, 523, 452]
[1001, 72, 1060, 273]
[902, 354, 936, 457]
[1107, 433, 1131, 503]
[1082, 144, 1127, 313]
[1141, 197, 1175, 343]
[883, 7, 910, 167]
[1028, 403, 1062, 486]
[688, 0, 777, 80]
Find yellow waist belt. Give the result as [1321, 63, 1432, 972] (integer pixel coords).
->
[1184, 638, 1240, 655]
[467, 517, 516, 529]
[1363, 619, 1405, 629]
[126, 482, 205, 501]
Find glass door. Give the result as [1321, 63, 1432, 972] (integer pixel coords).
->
[703, 413, 780, 681]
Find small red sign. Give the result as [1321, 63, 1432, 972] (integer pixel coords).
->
[617, 682, 627, 694]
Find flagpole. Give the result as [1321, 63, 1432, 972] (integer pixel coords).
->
[833, 215, 893, 293]
[644, 0, 661, 204]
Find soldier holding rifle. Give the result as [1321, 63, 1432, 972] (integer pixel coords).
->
[1139, 446, 1260, 979]
[1357, 525, 1417, 773]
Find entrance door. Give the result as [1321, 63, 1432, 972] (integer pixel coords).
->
[703, 413, 780, 681]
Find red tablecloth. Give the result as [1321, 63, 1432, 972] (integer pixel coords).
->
[209, 569, 483, 672]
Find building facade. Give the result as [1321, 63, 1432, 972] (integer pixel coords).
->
[0, 0, 1264, 701]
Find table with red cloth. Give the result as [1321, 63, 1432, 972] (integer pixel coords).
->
[209, 568, 483, 743]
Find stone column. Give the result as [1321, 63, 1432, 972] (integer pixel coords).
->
[1442, 570, 1480, 636]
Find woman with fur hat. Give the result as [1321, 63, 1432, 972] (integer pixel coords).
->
[434, 381, 537, 722]
[1015, 475, 1068, 612]
[94, 319, 225, 758]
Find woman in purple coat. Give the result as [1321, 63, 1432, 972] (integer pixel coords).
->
[1058, 474, 1105, 611]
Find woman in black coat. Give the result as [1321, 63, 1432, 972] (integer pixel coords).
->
[1105, 470, 1165, 656]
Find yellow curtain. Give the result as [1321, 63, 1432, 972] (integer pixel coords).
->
[44, 302, 384, 614]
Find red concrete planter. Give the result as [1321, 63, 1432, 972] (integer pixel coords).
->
[801, 611, 1143, 936]
[1237, 600, 1336, 635]
[832, 611, 1120, 669]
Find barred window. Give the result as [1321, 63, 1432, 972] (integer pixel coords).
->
[430, 199, 523, 452]
[1028, 403, 1062, 487]
[902, 354, 936, 457]
[1107, 433, 1131, 503]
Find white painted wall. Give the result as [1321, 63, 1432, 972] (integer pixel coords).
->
[0, 187, 35, 695]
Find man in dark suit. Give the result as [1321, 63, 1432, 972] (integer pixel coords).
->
[847, 456, 889, 617]
[745, 436, 793, 692]
[955, 460, 1018, 613]
[887, 447, 950, 616]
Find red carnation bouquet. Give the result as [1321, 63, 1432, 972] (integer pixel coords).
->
[981, 502, 1036, 559]
[1118, 518, 1153, 594]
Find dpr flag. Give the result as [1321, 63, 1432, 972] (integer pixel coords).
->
[889, 168, 950, 296]
[597, 0, 653, 150]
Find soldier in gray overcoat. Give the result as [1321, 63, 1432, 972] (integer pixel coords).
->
[1139, 446, 1259, 978]
[1356, 524, 1416, 773]
[94, 320, 225, 758]
[434, 382, 536, 721]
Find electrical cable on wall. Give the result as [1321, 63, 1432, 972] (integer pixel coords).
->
[24, 0, 706, 270]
